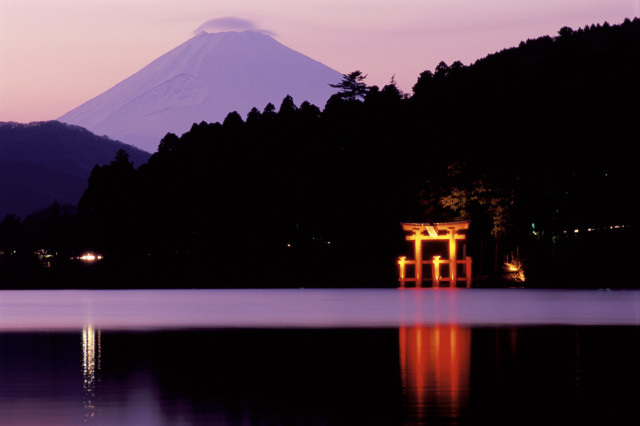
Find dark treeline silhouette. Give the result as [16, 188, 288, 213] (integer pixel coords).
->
[1, 18, 637, 289]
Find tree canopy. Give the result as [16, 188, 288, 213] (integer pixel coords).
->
[329, 70, 370, 101]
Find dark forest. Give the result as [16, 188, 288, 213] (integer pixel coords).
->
[1, 19, 637, 289]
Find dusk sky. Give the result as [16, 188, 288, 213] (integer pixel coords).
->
[1, 0, 637, 123]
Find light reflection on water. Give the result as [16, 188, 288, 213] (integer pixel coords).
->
[82, 325, 100, 421]
[0, 289, 639, 425]
[399, 325, 471, 424]
[0, 324, 636, 425]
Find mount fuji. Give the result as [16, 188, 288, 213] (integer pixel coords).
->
[58, 31, 343, 153]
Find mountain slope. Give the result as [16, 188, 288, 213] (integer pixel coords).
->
[0, 121, 150, 218]
[58, 31, 343, 153]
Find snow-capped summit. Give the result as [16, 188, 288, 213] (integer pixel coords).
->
[58, 31, 343, 153]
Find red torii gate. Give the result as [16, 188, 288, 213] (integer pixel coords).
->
[398, 221, 472, 288]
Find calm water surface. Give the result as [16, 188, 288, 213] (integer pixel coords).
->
[1, 289, 639, 425]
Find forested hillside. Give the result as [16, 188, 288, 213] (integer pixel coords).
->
[2, 19, 637, 289]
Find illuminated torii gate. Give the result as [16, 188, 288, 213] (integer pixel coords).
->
[398, 221, 472, 288]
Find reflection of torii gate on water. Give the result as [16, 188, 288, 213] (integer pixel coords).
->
[398, 221, 472, 288]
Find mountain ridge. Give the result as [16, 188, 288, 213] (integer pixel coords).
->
[0, 120, 150, 218]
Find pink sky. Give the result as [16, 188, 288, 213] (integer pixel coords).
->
[1, 0, 637, 123]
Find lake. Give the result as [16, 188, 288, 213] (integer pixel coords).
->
[1, 289, 639, 425]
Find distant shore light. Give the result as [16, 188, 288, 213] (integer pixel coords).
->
[77, 253, 104, 262]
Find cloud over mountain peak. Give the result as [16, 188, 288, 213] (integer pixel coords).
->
[193, 16, 277, 37]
